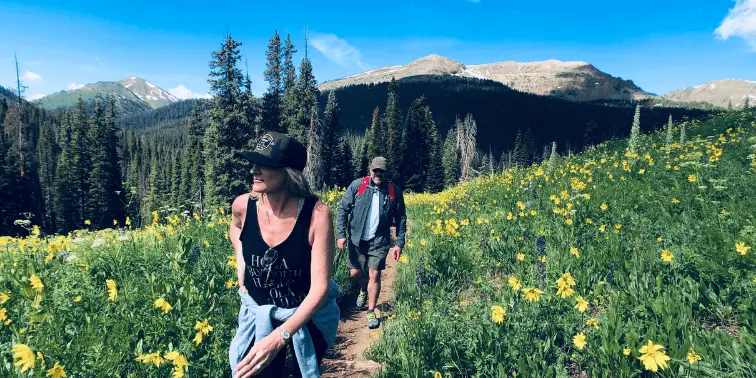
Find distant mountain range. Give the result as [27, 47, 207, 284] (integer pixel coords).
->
[318, 54, 654, 102]
[33, 76, 181, 115]
[664, 79, 756, 109]
[318, 54, 752, 109]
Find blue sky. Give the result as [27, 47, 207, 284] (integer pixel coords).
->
[1, 0, 754, 101]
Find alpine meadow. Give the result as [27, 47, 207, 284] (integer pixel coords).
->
[2, 2, 756, 377]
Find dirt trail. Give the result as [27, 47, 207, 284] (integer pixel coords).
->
[320, 224, 408, 377]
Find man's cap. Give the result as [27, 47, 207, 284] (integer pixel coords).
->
[236, 132, 307, 171]
[370, 156, 388, 171]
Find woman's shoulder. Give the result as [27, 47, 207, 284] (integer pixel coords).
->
[232, 193, 254, 214]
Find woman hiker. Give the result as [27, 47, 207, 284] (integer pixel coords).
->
[228, 132, 340, 378]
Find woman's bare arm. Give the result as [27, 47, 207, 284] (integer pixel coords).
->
[230, 194, 248, 293]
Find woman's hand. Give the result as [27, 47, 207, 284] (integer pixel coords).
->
[235, 332, 286, 377]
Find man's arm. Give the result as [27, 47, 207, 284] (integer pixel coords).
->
[393, 188, 407, 249]
[336, 180, 358, 240]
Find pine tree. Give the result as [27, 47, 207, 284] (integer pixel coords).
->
[54, 115, 77, 233]
[745, 96, 751, 109]
[322, 91, 340, 187]
[479, 154, 489, 176]
[334, 137, 354, 188]
[262, 31, 283, 133]
[3, 101, 42, 229]
[512, 129, 525, 168]
[628, 104, 641, 158]
[85, 102, 108, 227]
[583, 120, 599, 149]
[292, 51, 319, 143]
[548, 141, 559, 174]
[280, 33, 298, 133]
[241, 70, 260, 143]
[178, 149, 190, 209]
[187, 103, 205, 212]
[70, 96, 91, 228]
[425, 115, 445, 193]
[442, 127, 459, 187]
[358, 129, 369, 177]
[367, 106, 385, 158]
[665, 114, 674, 147]
[522, 127, 535, 167]
[36, 120, 58, 232]
[303, 99, 326, 190]
[170, 151, 181, 205]
[384, 77, 402, 179]
[203, 33, 252, 211]
[728, 99, 733, 111]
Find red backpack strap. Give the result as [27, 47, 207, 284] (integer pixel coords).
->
[356, 177, 370, 197]
[388, 183, 395, 201]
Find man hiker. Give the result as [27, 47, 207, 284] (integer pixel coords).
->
[336, 156, 407, 329]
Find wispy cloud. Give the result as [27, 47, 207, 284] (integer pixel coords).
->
[67, 83, 85, 90]
[21, 71, 42, 81]
[715, 0, 756, 50]
[169, 85, 212, 100]
[310, 32, 368, 70]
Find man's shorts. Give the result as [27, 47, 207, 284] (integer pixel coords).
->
[347, 238, 390, 272]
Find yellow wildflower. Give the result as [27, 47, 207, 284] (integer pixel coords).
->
[586, 318, 599, 329]
[420, 239, 427, 246]
[599, 225, 606, 233]
[106, 279, 118, 301]
[573, 333, 586, 350]
[574, 296, 589, 313]
[624, 348, 632, 356]
[154, 297, 174, 314]
[399, 255, 408, 263]
[600, 203, 608, 211]
[672, 198, 680, 204]
[30, 274, 44, 291]
[74, 296, 82, 302]
[638, 340, 670, 372]
[735, 242, 751, 256]
[434, 372, 442, 378]
[46, 361, 67, 378]
[585, 218, 593, 224]
[661, 250, 674, 263]
[688, 175, 697, 183]
[539, 255, 547, 263]
[136, 352, 165, 367]
[516, 253, 525, 261]
[12, 344, 35, 372]
[522, 288, 544, 302]
[0, 292, 9, 304]
[490, 305, 506, 324]
[687, 348, 701, 364]
[569, 247, 579, 257]
[508, 276, 522, 291]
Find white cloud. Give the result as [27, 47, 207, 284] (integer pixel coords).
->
[21, 71, 42, 81]
[67, 83, 85, 90]
[310, 32, 368, 70]
[27, 93, 47, 101]
[168, 85, 212, 100]
[715, 0, 756, 50]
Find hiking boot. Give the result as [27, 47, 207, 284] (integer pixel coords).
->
[356, 289, 367, 308]
[366, 310, 380, 329]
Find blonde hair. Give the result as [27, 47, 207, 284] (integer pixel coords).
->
[249, 167, 313, 199]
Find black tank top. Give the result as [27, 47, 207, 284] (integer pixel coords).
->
[240, 195, 316, 308]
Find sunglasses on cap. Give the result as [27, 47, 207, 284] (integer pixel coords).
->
[372, 169, 385, 174]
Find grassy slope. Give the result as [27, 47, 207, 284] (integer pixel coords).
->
[34, 82, 152, 115]
[368, 110, 756, 377]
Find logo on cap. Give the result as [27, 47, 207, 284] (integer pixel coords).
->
[256, 134, 274, 151]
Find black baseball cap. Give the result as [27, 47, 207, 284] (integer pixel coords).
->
[236, 132, 307, 171]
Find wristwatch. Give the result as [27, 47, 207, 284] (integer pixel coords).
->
[280, 328, 291, 343]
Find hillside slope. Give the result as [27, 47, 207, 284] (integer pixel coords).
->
[34, 81, 152, 115]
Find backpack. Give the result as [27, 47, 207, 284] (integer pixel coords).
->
[356, 176, 395, 201]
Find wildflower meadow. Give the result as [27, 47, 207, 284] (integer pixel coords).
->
[1, 109, 756, 377]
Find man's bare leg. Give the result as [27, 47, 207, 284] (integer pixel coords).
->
[367, 269, 381, 311]
[350, 268, 368, 291]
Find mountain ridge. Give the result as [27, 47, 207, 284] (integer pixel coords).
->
[663, 79, 756, 108]
[318, 54, 655, 102]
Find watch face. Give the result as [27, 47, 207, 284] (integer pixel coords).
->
[281, 329, 290, 339]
